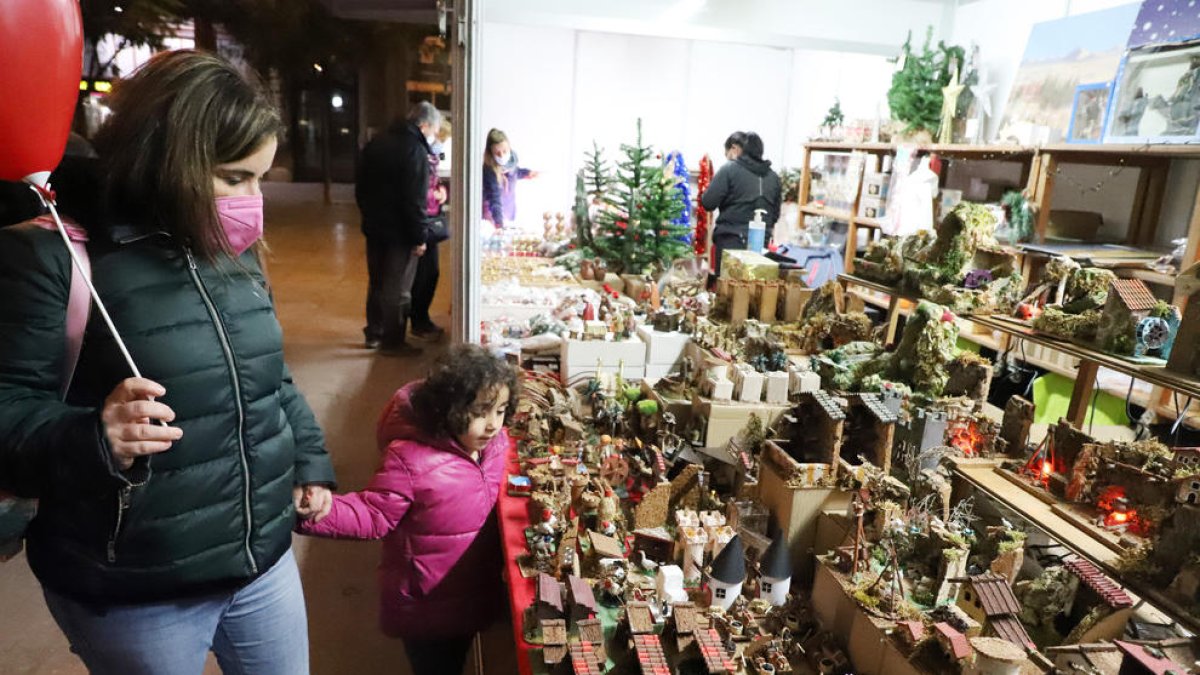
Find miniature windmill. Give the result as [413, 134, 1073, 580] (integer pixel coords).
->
[705, 534, 746, 612]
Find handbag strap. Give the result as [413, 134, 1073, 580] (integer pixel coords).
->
[31, 216, 92, 397]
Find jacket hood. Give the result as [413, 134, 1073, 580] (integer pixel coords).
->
[737, 155, 773, 176]
[377, 380, 467, 456]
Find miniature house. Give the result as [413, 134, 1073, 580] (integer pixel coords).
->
[841, 393, 898, 472]
[1114, 639, 1191, 674]
[934, 622, 972, 662]
[694, 627, 737, 674]
[967, 636, 1026, 675]
[540, 619, 568, 666]
[633, 527, 675, 565]
[896, 620, 926, 649]
[677, 524, 708, 581]
[758, 536, 792, 607]
[1061, 557, 1134, 643]
[1094, 278, 1159, 355]
[1174, 447, 1200, 474]
[568, 641, 606, 675]
[1177, 476, 1200, 506]
[578, 617, 606, 662]
[535, 572, 565, 622]
[953, 574, 1035, 650]
[706, 534, 746, 611]
[567, 575, 598, 626]
[772, 391, 845, 478]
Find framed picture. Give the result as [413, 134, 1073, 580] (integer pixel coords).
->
[1067, 82, 1111, 143]
[1105, 40, 1200, 143]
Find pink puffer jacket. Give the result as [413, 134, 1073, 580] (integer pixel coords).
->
[298, 381, 508, 638]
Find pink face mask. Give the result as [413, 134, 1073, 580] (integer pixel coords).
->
[215, 194, 264, 256]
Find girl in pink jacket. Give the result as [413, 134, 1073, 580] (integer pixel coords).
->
[298, 345, 517, 675]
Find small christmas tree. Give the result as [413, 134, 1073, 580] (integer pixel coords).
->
[887, 27, 965, 136]
[591, 120, 689, 274]
[822, 98, 845, 130]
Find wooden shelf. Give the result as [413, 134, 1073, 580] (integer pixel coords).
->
[805, 140, 1200, 160]
[799, 204, 854, 222]
[1119, 267, 1177, 287]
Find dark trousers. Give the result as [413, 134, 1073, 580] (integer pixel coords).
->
[364, 237, 420, 345]
[403, 634, 474, 675]
[410, 239, 440, 328]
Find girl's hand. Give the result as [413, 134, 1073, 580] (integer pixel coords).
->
[294, 484, 333, 522]
[527, 170, 540, 179]
[101, 378, 182, 471]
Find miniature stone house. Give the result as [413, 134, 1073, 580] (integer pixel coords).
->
[1173, 447, 1200, 474]
[771, 391, 846, 478]
[1176, 475, 1200, 505]
[705, 534, 746, 612]
[841, 393, 898, 472]
[1094, 278, 1160, 356]
[953, 574, 1035, 650]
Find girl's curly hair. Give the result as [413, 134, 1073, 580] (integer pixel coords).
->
[410, 344, 520, 439]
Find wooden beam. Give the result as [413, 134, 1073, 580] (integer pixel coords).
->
[1032, 153, 1057, 243]
[1184, 169, 1200, 267]
[1066, 360, 1101, 429]
[884, 295, 903, 346]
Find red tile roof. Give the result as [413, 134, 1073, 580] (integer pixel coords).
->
[1111, 279, 1158, 312]
[569, 641, 606, 675]
[633, 633, 671, 675]
[898, 620, 926, 642]
[989, 615, 1035, 650]
[934, 622, 971, 660]
[1064, 557, 1134, 609]
[695, 628, 736, 674]
[961, 574, 1022, 617]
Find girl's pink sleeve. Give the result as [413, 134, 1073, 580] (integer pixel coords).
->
[297, 443, 413, 540]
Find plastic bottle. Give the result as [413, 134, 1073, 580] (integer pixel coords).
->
[747, 208, 767, 253]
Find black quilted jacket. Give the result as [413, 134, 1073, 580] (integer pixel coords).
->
[0, 222, 336, 604]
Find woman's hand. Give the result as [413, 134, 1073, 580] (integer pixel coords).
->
[294, 484, 333, 522]
[101, 378, 182, 471]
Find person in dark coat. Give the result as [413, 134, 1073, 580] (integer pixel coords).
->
[701, 131, 783, 280]
[0, 50, 336, 675]
[357, 101, 442, 354]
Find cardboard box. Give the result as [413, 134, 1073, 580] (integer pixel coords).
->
[560, 336, 646, 383]
[636, 325, 690, 367]
[721, 250, 779, 281]
[691, 396, 791, 448]
[861, 172, 890, 199]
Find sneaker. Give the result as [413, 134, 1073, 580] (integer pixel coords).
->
[364, 337, 382, 349]
[411, 324, 446, 340]
[377, 342, 423, 357]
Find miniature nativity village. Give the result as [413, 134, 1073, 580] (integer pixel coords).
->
[485, 122, 1200, 675]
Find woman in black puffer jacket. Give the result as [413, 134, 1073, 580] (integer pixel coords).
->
[0, 50, 335, 675]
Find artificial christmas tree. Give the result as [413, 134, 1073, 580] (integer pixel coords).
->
[887, 27, 965, 140]
[589, 120, 690, 275]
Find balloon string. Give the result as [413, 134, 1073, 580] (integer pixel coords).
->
[34, 187, 144, 380]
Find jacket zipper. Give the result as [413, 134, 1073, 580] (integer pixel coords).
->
[106, 485, 131, 563]
[184, 247, 258, 574]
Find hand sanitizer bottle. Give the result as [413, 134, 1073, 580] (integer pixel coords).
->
[747, 209, 767, 253]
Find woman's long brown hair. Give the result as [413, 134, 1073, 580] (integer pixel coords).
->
[93, 50, 282, 260]
[483, 128, 509, 190]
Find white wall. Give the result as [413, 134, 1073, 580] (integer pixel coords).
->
[480, 22, 896, 225]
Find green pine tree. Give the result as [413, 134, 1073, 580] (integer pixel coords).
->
[591, 120, 687, 275]
[822, 98, 845, 129]
[887, 27, 965, 135]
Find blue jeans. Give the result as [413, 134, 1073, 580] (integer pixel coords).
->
[43, 548, 309, 675]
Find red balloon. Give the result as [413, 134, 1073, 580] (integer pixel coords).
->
[0, 0, 83, 185]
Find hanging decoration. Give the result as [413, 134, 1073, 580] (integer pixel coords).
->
[694, 155, 713, 259]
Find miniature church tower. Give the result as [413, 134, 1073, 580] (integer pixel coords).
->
[705, 534, 745, 611]
[758, 535, 792, 607]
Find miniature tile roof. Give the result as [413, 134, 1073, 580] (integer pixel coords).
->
[934, 622, 971, 660]
[568, 576, 597, 613]
[708, 534, 746, 585]
[569, 641, 606, 675]
[634, 527, 673, 542]
[588, 530, 625, 559]
[633, 633, 670, 675]
[898, 620, 926, 642]
[537, 573, 564, 613]
[541, 619, 567, 646]
[1111, 278, 1159, 312]
[958, 574, 1022, 617]
[578, 617, 604, 646]
[627, 601, 656, 635]
[811, 390, 847, 421]
[759, 535, 792, 582]
[695, 627, 737, 674]
[860, 393, 899, 424]
[989, 615, 1036, 650]
[1114, 640, 1189, 675]
[1063, 557, 1134, 609]
[672, 602, 699, 635]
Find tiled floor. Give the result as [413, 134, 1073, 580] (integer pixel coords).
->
[0, 183, 515, 674]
